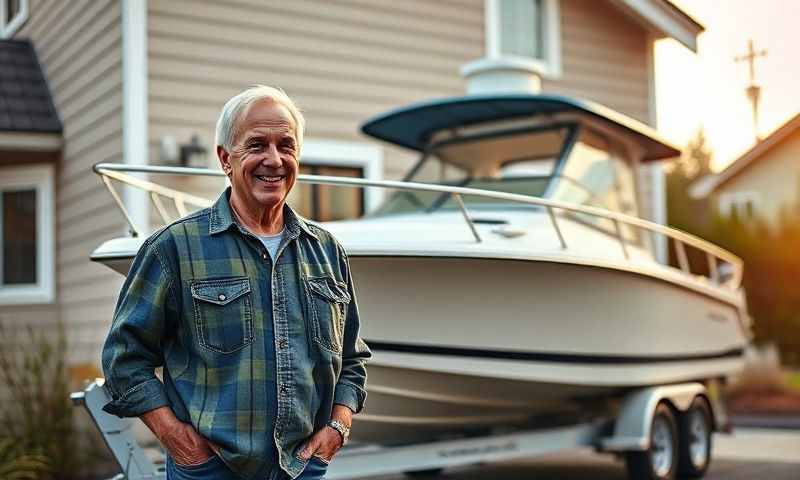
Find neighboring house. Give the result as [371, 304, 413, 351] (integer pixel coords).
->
[1, 0, 702, 374]
[691, 113, 800, 226]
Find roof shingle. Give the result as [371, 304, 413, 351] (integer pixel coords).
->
[0, 40, 62, 134]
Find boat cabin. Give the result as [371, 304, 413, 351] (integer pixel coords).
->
[363, 94, 680, 222]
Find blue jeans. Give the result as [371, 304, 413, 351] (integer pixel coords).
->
[166, 454, 328, 480]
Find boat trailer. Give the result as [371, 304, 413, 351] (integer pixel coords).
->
[72, 379, 726, 479]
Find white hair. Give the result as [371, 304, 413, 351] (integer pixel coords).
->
[215, 84, 305, 153]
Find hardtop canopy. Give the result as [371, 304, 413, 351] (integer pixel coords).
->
[360, 94, 680, 162]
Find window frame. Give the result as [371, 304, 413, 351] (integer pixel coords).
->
[0, 0, 29, 39]
[299, 138, 384, 215]
[0, 164, 55, 305]
[485, 0, 562, 78]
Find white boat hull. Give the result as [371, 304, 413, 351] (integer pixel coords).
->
[346, 255, 747, 444]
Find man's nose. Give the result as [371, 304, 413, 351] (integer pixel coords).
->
[261, 143, 282, 167]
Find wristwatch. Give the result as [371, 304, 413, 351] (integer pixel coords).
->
[326, 419, 350, 445]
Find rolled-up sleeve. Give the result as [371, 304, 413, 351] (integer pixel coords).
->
[101, 238, 176, 417]
[333, 243, 372, 414]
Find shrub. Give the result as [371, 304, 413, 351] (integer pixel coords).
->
[0, 321, 106, 479]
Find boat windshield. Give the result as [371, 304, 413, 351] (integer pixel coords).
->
[374, 125, 639, 220]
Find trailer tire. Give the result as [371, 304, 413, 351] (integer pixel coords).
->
[404, 467, 444, 478]
[624, 402, 679, 480]
[677, 396, 712, 478]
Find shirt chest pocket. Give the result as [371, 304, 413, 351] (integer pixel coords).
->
[190, 277, 254, 354]
[304, 275, 351, 354]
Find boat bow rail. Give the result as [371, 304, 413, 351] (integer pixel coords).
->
[93, 163, 743, 292]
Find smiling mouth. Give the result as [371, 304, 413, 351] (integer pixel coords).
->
[255, 175, 284, 184]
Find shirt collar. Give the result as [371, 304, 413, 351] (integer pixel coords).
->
[209, 186, 319, 240]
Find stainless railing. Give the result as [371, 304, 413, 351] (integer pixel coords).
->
[94, 163, 743, 291]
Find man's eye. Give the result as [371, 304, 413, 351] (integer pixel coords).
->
[248, 143, 264, 151]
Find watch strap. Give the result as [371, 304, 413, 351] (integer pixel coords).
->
[326, 419, 350, 444]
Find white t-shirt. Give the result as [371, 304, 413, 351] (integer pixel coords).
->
[257, 227, 285, 261]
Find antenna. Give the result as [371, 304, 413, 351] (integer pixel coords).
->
[734, 39, 767, 142]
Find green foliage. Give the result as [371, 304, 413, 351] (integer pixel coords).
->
[666, 127, 800, 366]
[0, 438, 49, 480]
[0, 322, 106, 479]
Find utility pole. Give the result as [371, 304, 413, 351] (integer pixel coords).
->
[734, 39, 767, 142]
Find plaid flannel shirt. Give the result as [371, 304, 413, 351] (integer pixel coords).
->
[101, 187, 371, 479]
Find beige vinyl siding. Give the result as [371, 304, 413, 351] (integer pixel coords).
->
[545, 0, 651, 123]
[12, 0, 124, 369]
[146, 0, 484, 208]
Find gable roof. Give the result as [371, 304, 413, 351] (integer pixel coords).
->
[691, 113, 800, 198]
[0, 39, 62, 134]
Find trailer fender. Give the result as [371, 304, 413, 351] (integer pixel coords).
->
[600, 382, 707, 452]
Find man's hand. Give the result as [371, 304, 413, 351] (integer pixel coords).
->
[162, 421, 217, 466]
[140, 406, 216, 466]
[297, 404, 354, 462]
[297, 425, 343, 463]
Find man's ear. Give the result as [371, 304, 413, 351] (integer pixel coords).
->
[217, 145, 231, 173]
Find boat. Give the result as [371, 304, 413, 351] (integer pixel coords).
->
[91, 92, 750, 448]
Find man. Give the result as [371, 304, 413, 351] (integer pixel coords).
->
[101, 85, 372, 480]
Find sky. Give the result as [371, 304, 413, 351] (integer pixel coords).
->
[655, 0, 800, 170]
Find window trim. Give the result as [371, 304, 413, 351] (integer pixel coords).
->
[485, 0, 562, 79]
[0, 164, 55, 305]
[0, 0, 30, 39]
[300, 138, 384, 214]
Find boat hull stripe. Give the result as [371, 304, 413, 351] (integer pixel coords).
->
[364, 340, 744, 364]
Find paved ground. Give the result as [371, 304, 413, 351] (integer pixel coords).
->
[732, 414, 800, 430]
[363, 429, 800, 480]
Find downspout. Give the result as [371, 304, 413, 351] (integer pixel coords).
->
[121, 0, 149, 236]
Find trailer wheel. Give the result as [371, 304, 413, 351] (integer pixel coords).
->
[403, 467, 444, 478]
[624, 402, 678, 480]
[677, 397, 712, 478]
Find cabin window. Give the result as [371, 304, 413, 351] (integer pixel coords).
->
[0, 0, 29, 38]
[486, 0, 562, 77]
[549, 130, 640, 241]
[285, 139, 383, 222]
[0, 164, 55, 305]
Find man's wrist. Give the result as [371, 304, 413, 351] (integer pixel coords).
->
[326, 418, 350, 445]
[139, 405, 181, 442]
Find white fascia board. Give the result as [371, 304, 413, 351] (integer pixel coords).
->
[645, 33, 667, 262]
[0, 132, 62, 151]
[301, 138, 385, 213]
[122, 0, 149, 235]
[612, 0, 702, 52]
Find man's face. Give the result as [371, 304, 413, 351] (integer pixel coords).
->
[218, 99, 299, 211]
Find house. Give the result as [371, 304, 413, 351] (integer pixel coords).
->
[1, 0, 702, 375]
[691, 112, 800, 226]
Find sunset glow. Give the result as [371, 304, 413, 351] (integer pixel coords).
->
[655, 0, 800, 170]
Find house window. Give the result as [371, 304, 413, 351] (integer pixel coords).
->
[0, 164, 55, 305]
[486, 0, 561, 77]
[286, 139, 383, 222]
[719, 191, 760, 220]
[0, 0, 29, 38]
[291, 165, 365, 222]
